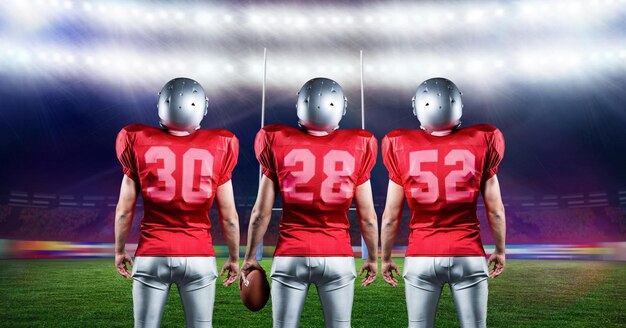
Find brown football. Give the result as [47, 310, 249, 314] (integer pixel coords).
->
[240, 268, 270, 312]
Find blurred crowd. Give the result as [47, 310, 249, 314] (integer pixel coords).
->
[0, 204, 624, 245]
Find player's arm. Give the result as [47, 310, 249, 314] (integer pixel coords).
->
[114, 175, 139, 279]
[215, 180, 240, 287]
[354, 180, 379, 287]
[482, 174, 506, 278]
[380, 180, 404, 286]
[241, 175, 276, 280]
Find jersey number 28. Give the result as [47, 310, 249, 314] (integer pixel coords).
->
[283, 149, 356, 205]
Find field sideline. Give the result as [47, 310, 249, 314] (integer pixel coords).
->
[1, 259, 625, 327]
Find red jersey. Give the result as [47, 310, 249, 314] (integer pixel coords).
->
[255, 125, 377, 257]
[382, 125, 504, 256]
[115, 124, 238, 256]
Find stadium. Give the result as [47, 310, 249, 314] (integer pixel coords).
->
[1, 0, 625, 327]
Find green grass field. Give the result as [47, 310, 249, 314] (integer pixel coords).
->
[1, 259, 625, 327]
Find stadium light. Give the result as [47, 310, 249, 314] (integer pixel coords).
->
[0, 0, 624, 91]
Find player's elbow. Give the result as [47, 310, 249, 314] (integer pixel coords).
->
[360, 213, 377, 231]
[358, 205, 377, 221]
[220, 206, 239, 223]
[381, 210, 400, 229]
[249, 208, 271, 227]
[488, 207, 506, 225]
[221, 214, 239, 231]
[115, 206, 133, 222]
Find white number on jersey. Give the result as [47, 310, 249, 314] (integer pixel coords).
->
[283, 148, 356, 204]
[145, 146, 214, 204]
[409, 149, 476, 204]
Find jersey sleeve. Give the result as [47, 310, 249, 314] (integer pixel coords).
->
[356, 135, 378, 185]
[115, 128, 139, 181]
[483, 128, 505, 180]
[218, 135, 239, 186]
[381, 135, 404, 186]
[254, 128, 277, 182]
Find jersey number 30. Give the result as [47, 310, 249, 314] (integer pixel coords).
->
[283, 149, 355, 205]
[409, 149, 476, 204]
[145, 146, 214, 204]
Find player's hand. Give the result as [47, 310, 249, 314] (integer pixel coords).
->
[381, 259, 401, 287]
[240, 259, 264, 286]
[359, 259, 378, 287]
[220, 257, 240, 287]
[488, 251, 506, 279]
[115, 251, 134, 279]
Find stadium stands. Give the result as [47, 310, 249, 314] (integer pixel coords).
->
[1, 193, 624, 245]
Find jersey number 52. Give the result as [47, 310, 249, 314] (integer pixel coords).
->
[409, 149, 476, 204]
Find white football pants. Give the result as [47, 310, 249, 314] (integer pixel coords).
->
[403, 256, 489, 328]
[270, 256, 356, 328]
[131, 256, 218, 328]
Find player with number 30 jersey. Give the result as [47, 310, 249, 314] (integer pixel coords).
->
[242, 78, 379, 328]
[114, 78, 240, 328]
[116, 124, 238, 256]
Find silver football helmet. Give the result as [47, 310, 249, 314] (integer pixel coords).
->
[296, 78, 347, 132]
[157, 77, 208, 131]
[412, 77, 463, 132]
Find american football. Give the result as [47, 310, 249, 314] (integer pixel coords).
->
[240, 269, 271, 312]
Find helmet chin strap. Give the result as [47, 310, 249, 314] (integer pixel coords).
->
[306, 129, 331, 136]
[167, 129, 192, 136]
[421, 121, 461, 137]
[160, 121, 199, 136]
[298, 121, 338, 136]
[429, 129, 453, 136]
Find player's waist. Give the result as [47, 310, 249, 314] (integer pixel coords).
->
[408, 208, 478, 220]
[274, 234, 354, 257]
[405, 230, 484, 256]
[140, 223, 212, 232]
[280, 208, 351, 221]
[136, 233, 215, 256]
[408, 226, 481, 238]
[141, 208, 213, 223]
[277, 225, 351, 235]
[139, 227, 214, 242]
[408, 214, 480, 230]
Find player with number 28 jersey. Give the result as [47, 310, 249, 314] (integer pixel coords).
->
[255, 124, 377, 256]
[242, 78, 379, 328]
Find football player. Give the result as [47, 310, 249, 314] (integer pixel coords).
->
[380, 77, 506, 328]
[114, 77, 240, 328]
[241, 78, 379, 328]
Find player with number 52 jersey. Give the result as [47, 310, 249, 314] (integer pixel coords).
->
[380, 78, 507, 328]
[241, 78, 379, 328]
[382, 124, 504, 257]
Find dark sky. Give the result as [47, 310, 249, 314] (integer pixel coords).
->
[1, 72, 625, 200]
[0, 0, 625, 200]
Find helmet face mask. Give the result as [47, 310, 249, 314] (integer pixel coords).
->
[412, 77, 463, 133]
[296, 78, 347, 132]
[157, 77, 209, 132]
